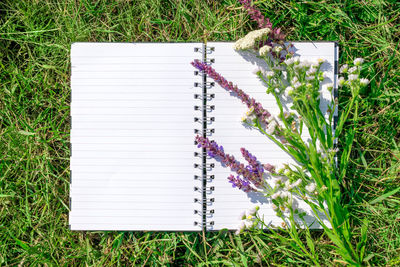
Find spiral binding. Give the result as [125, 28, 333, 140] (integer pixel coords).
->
[193, 93, 215, 100]
[194, 46, 215, 54]
[194, 105, 215, 112]
[194, 117, 215, 123]
[193, 44, 216, 229]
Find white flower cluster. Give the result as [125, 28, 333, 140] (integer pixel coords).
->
[271, 191, 299, 214]
[271, 190, 289, 200]
[270, 176, 301, 209]
[273, 45, 283, 54]
[285, 179, 302, 190]
[259, 45, 272, 56]
[233, 28, 271, 51]
[235, 206, 260, 234]
[264, 70, 275, 79]
[284, 57, 324, 69]
[284, 56, 300, 66]
[338, 58, 369, 87]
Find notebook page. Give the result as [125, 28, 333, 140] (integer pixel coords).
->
[69, 43, 203, 231]
[206, 42, 336, 230]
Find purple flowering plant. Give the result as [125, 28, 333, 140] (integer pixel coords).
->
[192, 1, 371, 265]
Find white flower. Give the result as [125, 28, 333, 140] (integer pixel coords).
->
[264, 71, 275, 79]
[271, 191, 281, 199]
[286, 86, 293, 91]
[252, 68, 262, 75]
[241, 115, 248, 122]
[305, 182, 316, 193]
[293, 82, 302, 89]
[238, 210, 246, 220]
[340, 64, 349, 73]
[293, 56, 300, 65]
[348, 66, 358, 74]
[294, 64, 303, 71]
[360, 78, 369, 86]
[280, 191, 289, 198]
[247, 206, 259, 216]
[266, 120, 278, 135]
[291, 76, 298, 84]
[259, 45, 272, 56]
[273, 45, 283, 54]
[274, 176, 283, 185]
[299, 61, 312, 69]
[271, 203, 278, 211]
[284, 57, 295, 66]
[244, 219, 254, 228]
[317, 58, 325, 65]
[233, 28, 271, 51]
[306, 67, 317, 76]
[235, 221, 246, 235]
[338, 77, 346, 87]
[354, 58, 364, 66]
[293, 179, 302, 187]
[348, 74, 358, 81]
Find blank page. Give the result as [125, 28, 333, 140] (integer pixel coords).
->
[206, 42, 336, 230]
[69, 43, 203, 231]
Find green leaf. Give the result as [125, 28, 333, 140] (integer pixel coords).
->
[234, 235, 248, 267]
[369, 187, 400, 204]
[357, 218, 368, 261]
[14, 237, 30, 251]
[305, 230, 315, 255]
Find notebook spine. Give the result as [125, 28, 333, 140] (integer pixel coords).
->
[333, 42, 339, 167]
[193, 44, 216, 229]
[205, 44, 216, 228]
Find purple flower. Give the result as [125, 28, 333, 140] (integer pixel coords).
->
[238, 0, 272, 29]
[263, 163, 276, 174]
[238, 0, 286, 42]
[228, 175, 256, 192]
[196, 135, 277, 192]
[241, 147, 265, 177]
[191, 60, 272, 124]
[238, 0, 290, 62]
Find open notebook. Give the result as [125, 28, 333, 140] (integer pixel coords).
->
[69, 42, 338, 231]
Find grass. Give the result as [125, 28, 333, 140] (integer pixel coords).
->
[0, 0, 399, 265]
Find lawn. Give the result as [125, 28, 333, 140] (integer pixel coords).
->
[0, 0, 399, 265]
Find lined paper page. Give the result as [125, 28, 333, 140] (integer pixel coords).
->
[207, 42, 336, 231]
[69, 43, 203, 231]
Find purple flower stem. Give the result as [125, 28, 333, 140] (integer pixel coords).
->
[191, 60, 272, 125]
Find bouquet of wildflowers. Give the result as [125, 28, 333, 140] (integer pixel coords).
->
[192, 1, 370, 265]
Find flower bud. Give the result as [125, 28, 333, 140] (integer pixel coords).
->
[340, 64, 349, 73]
[353, 58, 364, 66]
